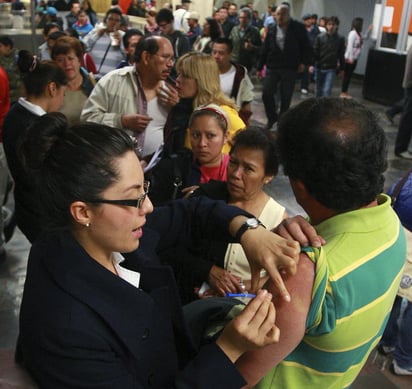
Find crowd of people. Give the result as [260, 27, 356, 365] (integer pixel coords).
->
[0, 0, 411, 387]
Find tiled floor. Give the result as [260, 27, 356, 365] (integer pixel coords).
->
[0, 76, 411, 388]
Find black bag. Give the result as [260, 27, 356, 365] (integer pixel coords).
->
[145, 149, 195, 206]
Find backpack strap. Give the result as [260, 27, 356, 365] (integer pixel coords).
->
[230, 62, 246, 100]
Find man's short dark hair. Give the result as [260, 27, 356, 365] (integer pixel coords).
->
[328, 16, 340, 26]
[43, 22, 61, 36]
[134, 36, 161, 63]
[104, 7, 122, 22]
[277, 98, 387, 212]
[0, 35, 13, 48]
[156, 8, 174, 24]
[123, 28, 143, 48]
[212, 37, 233, 53]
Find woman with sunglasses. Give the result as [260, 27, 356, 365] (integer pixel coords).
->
[16, 113, 305, 388]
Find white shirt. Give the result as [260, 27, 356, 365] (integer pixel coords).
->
[143, 94, 168, 158]
[112, 252, 141, 289]
[17, 97, 46, 116]
[219, 65, 237, 98]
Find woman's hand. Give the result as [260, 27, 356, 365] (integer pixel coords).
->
[181, 185, 199, 198]
[216, 289, 279, 363]
[157, 83, 179, 109]
[239, 227, 299, 301]
[273, 216, 325, 248]
[208, 265, 243, 296]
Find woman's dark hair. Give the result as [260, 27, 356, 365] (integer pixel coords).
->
[230, 127, 279, 176]
[205, 17, 223, 40]
[17, 50, 67, 97]
[51, 36, 83, 59]
[22, 113, 135, 229]
[81, 0, 95, 12]
[352, 17, 364, 33]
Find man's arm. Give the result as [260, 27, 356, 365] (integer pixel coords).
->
[80, 76, 123, 128]
[235, 253, 315, 387]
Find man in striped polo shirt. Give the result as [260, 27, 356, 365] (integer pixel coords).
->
[236, 98, 406, 389]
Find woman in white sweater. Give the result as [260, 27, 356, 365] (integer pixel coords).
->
[340, 17, 372, 98]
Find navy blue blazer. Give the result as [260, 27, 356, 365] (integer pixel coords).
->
[17, 198, 249, 388]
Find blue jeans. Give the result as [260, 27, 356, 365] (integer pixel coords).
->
[316, 69, 336, 97]
[380, 296, 412, 369]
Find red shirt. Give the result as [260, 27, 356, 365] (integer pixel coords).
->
[199, 154, 229, 184]
[0, 66, 10, 141]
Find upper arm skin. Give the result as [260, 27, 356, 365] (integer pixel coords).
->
[235, 253, 315, 387]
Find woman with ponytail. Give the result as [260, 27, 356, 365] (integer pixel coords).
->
[3, 50, 67, 242]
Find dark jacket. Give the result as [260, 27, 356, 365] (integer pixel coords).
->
[3, 103, 42, 243]
[17, 197, 250, 388]
[313, 31, 345, 70]
[258, 19, 312, 71]
[159, 181, 231, 303]
[164, 31, 191, 60]
[145, 148, 200, 206]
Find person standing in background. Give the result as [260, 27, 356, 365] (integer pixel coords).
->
[300, 13, 319, 94]
[394, 44, 412, 159]
[156, 8, 190, 62]
[340, 17, 372, 99]
[212, 37, 254, 125]
[257, 5, 311, 129]
[65, 1, 80, 29]
[173, 0, 191, 33]
[186, 11, 202, 48]
[0, 35, 23, 105]
[82, 8, 125, 78]
[229, 7, 261, 72]
[0, 65, 10, 262]
[313, 16, 345, 97]
[81, 0, 98, 26]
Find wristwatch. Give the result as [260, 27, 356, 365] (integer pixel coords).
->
[234, 218, 265, 241]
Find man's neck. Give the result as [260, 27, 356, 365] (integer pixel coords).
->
[219, 62, 232, 74]
[136, 67, 159, 89]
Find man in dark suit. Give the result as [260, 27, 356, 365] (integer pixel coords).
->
[257, 4, 312, 129]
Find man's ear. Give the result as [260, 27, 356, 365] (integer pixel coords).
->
[289, 178, 310, 204]
[140, 50, 150, 65]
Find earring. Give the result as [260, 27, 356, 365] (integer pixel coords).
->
[264, 180, 269, 184]
[85, 223, 90, 227]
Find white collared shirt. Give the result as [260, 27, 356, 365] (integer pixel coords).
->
[112, 252, 141, 289]
[17, 97, 47, 116]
